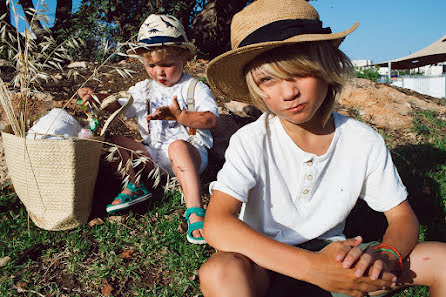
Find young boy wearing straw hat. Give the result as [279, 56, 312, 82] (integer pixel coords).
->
[199, 0, 446, 296]
[78, 14, 218, 244]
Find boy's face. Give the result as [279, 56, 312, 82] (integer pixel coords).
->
[143, 52, 185, 87]
[253, 70, 328, 126]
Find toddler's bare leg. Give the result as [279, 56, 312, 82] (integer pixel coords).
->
[199, 251, 271, 297]
[109, 135, 153, 203]
[168, 140, 202, 238]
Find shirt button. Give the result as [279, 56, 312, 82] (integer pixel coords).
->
[302, 189, 309, 194]
[307, 175, 313, 181]
[307, 160, 313, 166]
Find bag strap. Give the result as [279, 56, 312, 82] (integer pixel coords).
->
[187, 78, 199, 135]
[99, 91, 134, 136]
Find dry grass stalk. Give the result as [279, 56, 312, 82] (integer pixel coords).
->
[0, 1, 180, 194]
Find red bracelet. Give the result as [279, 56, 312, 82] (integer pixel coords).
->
[374, 243, 403, 271]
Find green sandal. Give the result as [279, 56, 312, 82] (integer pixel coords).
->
[185, 207, 206, 244]
[106, 182, 152, 214]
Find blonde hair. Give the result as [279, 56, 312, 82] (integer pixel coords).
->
[137, 46, 192, 62]
[245, 41, 354, 125]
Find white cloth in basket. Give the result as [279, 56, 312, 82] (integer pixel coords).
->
[26, 108, 82, 140]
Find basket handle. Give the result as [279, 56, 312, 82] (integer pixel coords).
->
[99, 91, 134, 136]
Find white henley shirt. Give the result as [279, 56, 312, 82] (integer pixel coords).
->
[210, 112, 407, 245]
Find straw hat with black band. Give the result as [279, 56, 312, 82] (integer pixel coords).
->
[206, 0, 359, 103]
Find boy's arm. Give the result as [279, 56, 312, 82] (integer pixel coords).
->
[381, 199, 419, 259]
[205, 190, 397, 296]
[77, 87, 121, 113]
[146, 96, 218, 129]
[341, 200, 419, 279]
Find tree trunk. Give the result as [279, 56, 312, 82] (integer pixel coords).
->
[18, 0, 44, 33]
[53, 0, 72, 31]
[189, 0, 248, 59]
[0, 0, 11, 27]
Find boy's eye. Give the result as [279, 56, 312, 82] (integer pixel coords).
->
[258, 76, 274, 84]
[147, 64, 155, 68]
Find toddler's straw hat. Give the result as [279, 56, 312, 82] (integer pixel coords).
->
[206, 0, 359, 103]
[127, 14, 196, 55]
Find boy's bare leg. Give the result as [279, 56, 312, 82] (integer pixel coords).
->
[168, 140, 203, 239]
[199, 251, 271, 297]
[400, 241, 446, 297]
[369, 241, 446, 297]
[109, 135, 153, 204]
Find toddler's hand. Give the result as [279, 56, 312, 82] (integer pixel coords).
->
[78, 87, 94, 105]
[146, 96, 182, 121]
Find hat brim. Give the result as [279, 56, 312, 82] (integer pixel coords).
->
[206, 22, 359, 103]
[126, 42, 196, 55]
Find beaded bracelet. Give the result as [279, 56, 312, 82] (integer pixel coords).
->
[374, 243, 403, 271]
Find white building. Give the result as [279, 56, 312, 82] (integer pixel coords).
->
[352, 59, 373, 68]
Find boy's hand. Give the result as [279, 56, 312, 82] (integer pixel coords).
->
[306, 238, 397, 297]
[78, 87, 95, 105]
[146, 96, 182, 122]
[336, 240, 400, 280]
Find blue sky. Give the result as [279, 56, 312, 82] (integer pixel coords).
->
[312, 0, 446, 63]
[10, 0, 446, 64]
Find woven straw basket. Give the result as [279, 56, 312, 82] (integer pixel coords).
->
[1, 92, 133, 231]
[2, 133, 102, 230]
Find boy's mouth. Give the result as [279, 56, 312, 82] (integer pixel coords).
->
[159, 79, 167, 84]
[287, 104, 305, 112]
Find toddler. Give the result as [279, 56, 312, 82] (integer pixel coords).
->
[78, 14, 218, 244]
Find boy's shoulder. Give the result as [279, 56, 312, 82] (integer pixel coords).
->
[232, 113, 274, 140]
[334, 112, 385, 145]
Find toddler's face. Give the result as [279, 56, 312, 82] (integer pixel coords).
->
[253, 69, 328, 126]
[143, 53, 185, 87]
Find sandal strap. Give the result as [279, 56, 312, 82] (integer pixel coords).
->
[115, 193, 133, 203]
[187, 221, 204, 239]
[127, 182, 149, 195]
[185, 207, 206, 220]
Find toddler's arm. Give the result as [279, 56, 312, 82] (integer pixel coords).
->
[77, 87, 121, 113]
[337, 200, 419, 279]
[204, 190, 397, 296]
[146, 96, 217, 129]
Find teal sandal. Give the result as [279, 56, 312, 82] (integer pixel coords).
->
[185, 207, 206, 244]
[106, 182, 152, 214]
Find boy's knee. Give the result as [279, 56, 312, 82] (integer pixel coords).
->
[199, 252, 253, 287]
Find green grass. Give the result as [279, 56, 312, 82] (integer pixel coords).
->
[390, 110, 445, 297]
[0, 110, 445, 296]
[0, 190, 212, 296]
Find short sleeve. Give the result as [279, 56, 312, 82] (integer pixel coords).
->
[119, 80, 150, 119]
[194, 81, 219, 116]
[209, 131, 257, 203]
[360, 137, 408, 211]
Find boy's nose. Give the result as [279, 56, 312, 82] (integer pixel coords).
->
[281, 80, 299, 100]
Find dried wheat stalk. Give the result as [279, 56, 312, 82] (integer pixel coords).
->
[0, 2, 180, 194]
